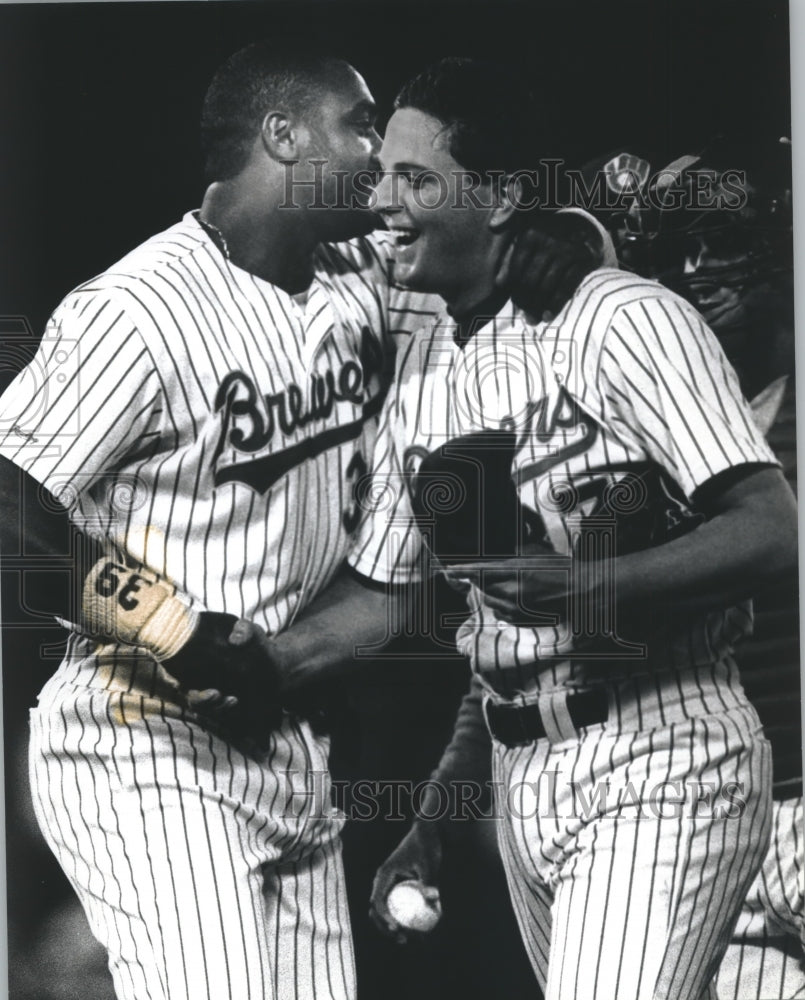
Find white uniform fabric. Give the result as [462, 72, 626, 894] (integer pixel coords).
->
[493, 699, 770, 1000]
[350, 269, 777, 999]
[715, 385, 805, 999]
[716, 796, 805, 1000]
[29, 699, 351, 1000]
[0, 213, 439, 1000]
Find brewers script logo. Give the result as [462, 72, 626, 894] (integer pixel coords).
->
[212, 326, 386, 495]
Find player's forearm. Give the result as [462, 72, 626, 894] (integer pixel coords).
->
[0, 455, 103, 622]
[269, 569, 404, 694]
[0, 455, 226, 667]
[415, 676, 492, 832]
[598, 467, 798, 617]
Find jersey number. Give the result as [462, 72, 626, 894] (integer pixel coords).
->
[94, 561, 152, 610]
[343, 450, 368, 534]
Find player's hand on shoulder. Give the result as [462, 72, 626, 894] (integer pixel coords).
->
[165, 612, 284, 745]
[370, 821, 443, 944]
[498, 210, 604, 323]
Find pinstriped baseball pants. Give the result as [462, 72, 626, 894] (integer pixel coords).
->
[716, 796, 805, 999]
[29, 685, 356, 1000]
[491, 677, 772, 1000]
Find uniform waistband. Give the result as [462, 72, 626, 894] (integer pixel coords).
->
[482, 657, 751, 744]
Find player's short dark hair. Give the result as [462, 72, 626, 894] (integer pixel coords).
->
[201, 43, 352, 183]
[393, 57, 543, 179]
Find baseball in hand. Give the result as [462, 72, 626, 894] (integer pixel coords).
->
[386, 879, 442, 932]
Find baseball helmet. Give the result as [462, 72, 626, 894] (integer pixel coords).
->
[582, 137, 793, 293]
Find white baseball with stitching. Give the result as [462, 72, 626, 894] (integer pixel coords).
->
[386, 880, 442, 932]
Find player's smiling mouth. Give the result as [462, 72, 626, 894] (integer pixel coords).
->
[387, 226, 419, 248]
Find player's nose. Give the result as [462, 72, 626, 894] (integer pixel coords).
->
[369, 171, 402, 215]
[368, 126, 382, 159]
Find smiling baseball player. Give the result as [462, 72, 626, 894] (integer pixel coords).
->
[280, 58, 798, 1000]
[0, 44, 443, 1000]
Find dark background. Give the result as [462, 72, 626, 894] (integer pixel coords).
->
[0, 0, 793, 335]
[0, 2, 794, 998]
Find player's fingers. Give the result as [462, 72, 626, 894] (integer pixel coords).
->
[509, 247, 552, 296]
[370, 866, 396, 907]
[447, 553, 569, 575]
[367, 892, 394, 927]
[186, 687, 224, 706]
[368, 905, 407, 944]
[553, 259, 594, 306]
[368, 881, 398, 932]
[452, 573, 517, 606]
[368, 884, 413, 946]
[513, 257, 564, 317]
[371, 859, 418, 912]
[441, 573, 473, 594]
[228, 618, 256, 645]
[441, 571, 479, 593]
[493, 241, 515, 289]
[187, 688, 242, 716]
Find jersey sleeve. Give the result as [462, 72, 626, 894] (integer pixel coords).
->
[0, 288, 163, 498]
[598, 293, 778, 499]
[347, 346, 426, 584]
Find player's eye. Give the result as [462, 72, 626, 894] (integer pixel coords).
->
[353, 118, 377, 137]
[396, 170, 430, 189]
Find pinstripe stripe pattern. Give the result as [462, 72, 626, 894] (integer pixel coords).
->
[0, 214, 440, 998]
[492, 696, 772, 1000]
[714, 379, 805, 998]
[0, 217, 435, 639]
[349, 268, 779, 998]
[717, 796, 805, 999]
[350, 269, 777, 692]
[29, 694, 354, 1000]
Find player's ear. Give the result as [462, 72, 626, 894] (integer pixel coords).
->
[489, 173, 525, 231]
[260, 111, 299, 160]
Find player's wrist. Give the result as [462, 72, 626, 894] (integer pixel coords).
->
[162, 610, 239, 684]
[412, 781, 455, 839]
[81, 554, 201, 661]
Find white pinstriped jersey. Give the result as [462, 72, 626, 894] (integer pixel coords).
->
[349, 268, 778, 695]
[0, 212, 440, 688]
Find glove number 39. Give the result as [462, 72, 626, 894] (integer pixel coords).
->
[343, 450, 368, 534]
[95, 561, 152, 610]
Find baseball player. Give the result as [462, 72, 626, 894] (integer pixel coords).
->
[0, 44, 445, 1000]
[286, 58, 798, 999]
[650, 146, 802, 999]
[580, 143, 804, 998]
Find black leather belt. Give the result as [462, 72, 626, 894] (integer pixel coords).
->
[485, 688, 609, 747]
